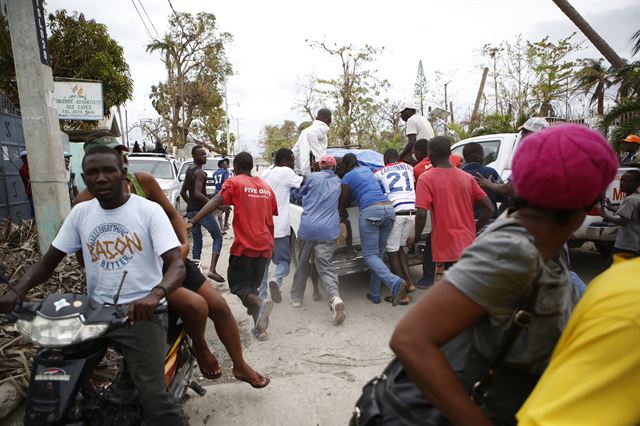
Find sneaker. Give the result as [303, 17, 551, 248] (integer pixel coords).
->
[330, 297, 346, 325]
[269, 280, 282, 303]
[416, 278, 433, 289]
[251, 328, 269, 341]
[291, 300, 302, 308]
[391, 280, 407, 307]
[255, 299, 273, 333]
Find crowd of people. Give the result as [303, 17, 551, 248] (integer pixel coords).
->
[3, 102, 639, 425]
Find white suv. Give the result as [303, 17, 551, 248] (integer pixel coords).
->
[126, 153, 182, 211]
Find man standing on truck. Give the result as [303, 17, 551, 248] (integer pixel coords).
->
[292, 108, 332, 176]
[619, 134, 640, 165]
[259, 148, 303, 304]
[374, 148, 418, 293]
[291, 155, 346, 324]
[398, 101, 435, 165]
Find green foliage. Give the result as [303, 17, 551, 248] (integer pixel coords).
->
[527, 34, 583, 116]
[0, 10, 133, 119]
[612, 60, 640, 99]
[471, 113, 517, 136]
[309, 41, 388, 147]
[259, 120, 299, 163]
[573, 58, 614, 115]
[597, 97, 640, 150]
[414, 60, 428, 115]
[147, 12, 231, 149]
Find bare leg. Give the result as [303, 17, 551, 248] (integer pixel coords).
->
[208, 252, 225, 282]
[196, 284, 268, 387]
[167, 287, 220, 379]
[398, 248, 416, 291]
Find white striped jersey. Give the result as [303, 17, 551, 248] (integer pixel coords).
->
[374, 162, 416, 212]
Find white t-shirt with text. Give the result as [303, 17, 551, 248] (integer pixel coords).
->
[261, 166, 303, 238]
[405, 114, 435, 141]
[374, 162, 416, 212]
[52, 195, 180, 304]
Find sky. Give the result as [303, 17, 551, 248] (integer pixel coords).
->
[47, 0, 640, 154]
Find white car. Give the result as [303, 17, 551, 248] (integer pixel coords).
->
[126, 153, 182, 211]
[451, 133, 637, 256]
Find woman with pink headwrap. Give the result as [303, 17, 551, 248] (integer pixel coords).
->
[351, 125, 619, 426]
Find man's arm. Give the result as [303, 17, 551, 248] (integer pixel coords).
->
[128, 247, 185, 322]
[476, 174, 513, 197]
[190, 194, 224, 223]
[137, 173, 190, 259]
[399, 134, 417, 163]
[338, 184, 351, 221]
[179, 174, 189, 204]
[407, 207, 428, 248]
[476, 196, 494, 230]
[193, 170, 210, 205]
[0, 247, 66, 313]
[600, 205, 630, 226]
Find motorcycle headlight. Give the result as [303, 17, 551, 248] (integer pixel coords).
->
[16, 314, 109, 347]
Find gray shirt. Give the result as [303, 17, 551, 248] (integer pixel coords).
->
[614, 193, 640, 253]
[443, 218, 578, 375]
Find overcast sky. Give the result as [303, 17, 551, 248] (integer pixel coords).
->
[48, 0, 639, 154]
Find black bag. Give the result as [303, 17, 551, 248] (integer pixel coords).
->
[350, 266, 544, 426]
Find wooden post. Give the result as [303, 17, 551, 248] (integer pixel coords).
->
[471, 68, 489, 124]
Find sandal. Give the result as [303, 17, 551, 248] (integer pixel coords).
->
[234, 374, 270, 389]
[366, 293, 381, 304]
[207, 271, 225, 283]
[384, 295, 410, 306]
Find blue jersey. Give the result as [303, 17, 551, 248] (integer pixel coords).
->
[212, 168, 230, 194]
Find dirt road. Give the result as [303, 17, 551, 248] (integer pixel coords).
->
[184, 229, 607, 426]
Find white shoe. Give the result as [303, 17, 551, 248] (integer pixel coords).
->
[291, 300, 302, 308]
[330, 296, 346, 325]
[255, 299, 273, 333]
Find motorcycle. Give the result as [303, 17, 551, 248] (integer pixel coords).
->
[8, 291, 206, 425]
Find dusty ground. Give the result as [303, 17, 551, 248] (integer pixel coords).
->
[183, 226, 607, 426]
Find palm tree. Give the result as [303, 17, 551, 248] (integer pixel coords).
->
[574, 59, 613, 115]
[598, 97, 640, 149]
[552, 0, 626, 70]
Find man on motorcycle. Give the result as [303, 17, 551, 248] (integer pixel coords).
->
[0, 146, 187, 426]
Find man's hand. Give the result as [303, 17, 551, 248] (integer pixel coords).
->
[185, 220, 193, 233]
[406, 236, 418, 250]
[127, 288, 163, 322]
[475, 173, 492, 188]
[0, 291, 19, 314]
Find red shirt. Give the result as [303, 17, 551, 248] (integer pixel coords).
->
[413, 155, 462, 180]
[220, 174, 278, 257]
[19, 164, 32, 197]
[415, 167, 486, 262]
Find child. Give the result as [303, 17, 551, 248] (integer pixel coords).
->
[601, 170, 640, 259]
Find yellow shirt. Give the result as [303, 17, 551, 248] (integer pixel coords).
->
[517, 256, 640, 426]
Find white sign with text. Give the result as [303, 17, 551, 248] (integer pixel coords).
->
[53, 81, 104, 120]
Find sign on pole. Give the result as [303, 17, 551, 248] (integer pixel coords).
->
[53, 81, 104, 120]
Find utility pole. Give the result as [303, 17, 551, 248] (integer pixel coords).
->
[449, 101, 454, 123]
[7, 0, 70, 253]
[444, 81, 451, 123]
[471, 68, 489, 124]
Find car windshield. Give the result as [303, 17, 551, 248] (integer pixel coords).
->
[179, 160, 220, 178]
[128, 160, 174, 179]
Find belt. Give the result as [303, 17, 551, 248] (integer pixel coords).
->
[395, 210, 416, 216]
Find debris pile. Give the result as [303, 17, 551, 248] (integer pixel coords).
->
[0, 219, 86, 395]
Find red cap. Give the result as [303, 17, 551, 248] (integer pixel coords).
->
[622, 134, 640, 144]
[318, 155, 337, 168]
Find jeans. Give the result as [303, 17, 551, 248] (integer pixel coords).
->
[259, 236, 292, 300]
[187, 210, 222, 259]
[290, 239, 340, 303]
[106, 313, 186, 425]
[359, 203, 402, 298]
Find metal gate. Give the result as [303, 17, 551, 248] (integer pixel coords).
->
[0, 94, 31, 222]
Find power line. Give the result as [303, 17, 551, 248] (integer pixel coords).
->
[166, 0, 184, 31]
[130, 0, 153, 40]
[137, 0, 160, 38]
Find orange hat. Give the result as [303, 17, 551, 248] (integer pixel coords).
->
[622, 134, 640, 144]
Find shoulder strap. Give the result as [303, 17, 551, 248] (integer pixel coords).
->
[471, 259, 544, 403]
[127, 173, 147, 198]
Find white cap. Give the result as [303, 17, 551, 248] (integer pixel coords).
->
[519, 117, 549, 133]
[19, 150, 27, 158]
[399, 100, 418, 111]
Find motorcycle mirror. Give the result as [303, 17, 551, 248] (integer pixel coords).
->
[113, 271, 129, 305]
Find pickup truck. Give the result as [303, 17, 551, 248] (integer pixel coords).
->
[450, 133, 637, 256]
[288, 148, 428, 276]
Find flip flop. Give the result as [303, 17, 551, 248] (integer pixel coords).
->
[207, 271, 226, 283]
[384, 296, 409, 306]
[234, 374, 270, 389]
[200, 368, 222, 380]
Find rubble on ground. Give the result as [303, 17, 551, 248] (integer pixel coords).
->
[0, 220, 86, 399]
